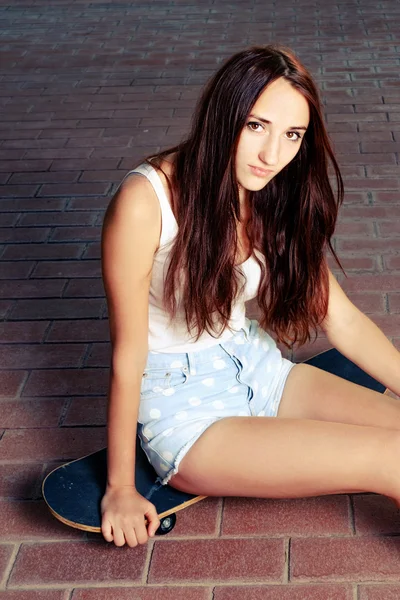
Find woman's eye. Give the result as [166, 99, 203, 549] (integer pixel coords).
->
[286, 131, 302, 141]
[247, 121, 263, 132]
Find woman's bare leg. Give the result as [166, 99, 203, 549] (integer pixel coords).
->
[169, 416, 400, 502]
[276, 363, 400, 429]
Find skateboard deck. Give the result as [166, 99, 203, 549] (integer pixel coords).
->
[42, 347, 387, 535]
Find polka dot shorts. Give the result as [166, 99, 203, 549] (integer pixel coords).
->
[137, 318, 295, 485]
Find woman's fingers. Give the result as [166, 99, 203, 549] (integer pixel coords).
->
[112, 526, 127, 547]
[101, 518, 113, 543]
[145, 504, 161, 537]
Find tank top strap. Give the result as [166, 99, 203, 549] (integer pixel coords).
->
[118, 162, 178, 248]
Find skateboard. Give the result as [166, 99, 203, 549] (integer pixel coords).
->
[42, 347, 388, 535]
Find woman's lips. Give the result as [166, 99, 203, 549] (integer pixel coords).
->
[249, 165, 274, 177]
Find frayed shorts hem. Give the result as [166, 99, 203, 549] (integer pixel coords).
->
[158, 418, 220, 486]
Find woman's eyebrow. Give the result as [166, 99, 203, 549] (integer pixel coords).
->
[249, 113, 308, 131]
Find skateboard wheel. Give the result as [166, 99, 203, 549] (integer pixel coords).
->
[156, 513, 176, 535]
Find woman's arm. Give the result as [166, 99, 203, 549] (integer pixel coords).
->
[320, 269, 400, 396]
[101, 174, 161, 488]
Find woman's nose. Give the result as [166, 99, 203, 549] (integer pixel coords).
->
[259, 138, 279, 166]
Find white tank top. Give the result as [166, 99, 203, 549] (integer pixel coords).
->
[115, 162, 262, 353]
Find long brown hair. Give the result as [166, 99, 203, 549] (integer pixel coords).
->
[142, 45, 344, 347]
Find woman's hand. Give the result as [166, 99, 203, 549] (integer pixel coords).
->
[101, 485, 160, 547]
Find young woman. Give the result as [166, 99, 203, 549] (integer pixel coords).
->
[100, 45, 400, 548]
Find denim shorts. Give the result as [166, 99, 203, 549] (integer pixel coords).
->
[137, 318, 295, 485]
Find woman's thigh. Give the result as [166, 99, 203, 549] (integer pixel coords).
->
[276, 363, 400, 430]
[169, 413, 400, 499]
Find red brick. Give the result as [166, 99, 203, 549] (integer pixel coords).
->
[222, 495, 351, 536]
[341, 275, 400, 293]
[49, 158, 119, 171]
[73, 589, 209, 600]
[0, 213, 19, 226]
[24, 149, 92, 160]
[39, 129, 100, 140]
[385, 256, 400, 270]
[85, 343, 110, 367]
[339, 153, 396, 165]
[9, 541, 147, 586]
[0, 463, 45, 499]
[10, 298, 104, 320]
[327, 113, 387, 123]
[373, 192, 400, 204]
[67, 197, 110, 210]
[379, 222, 400, 236]
[0, 371, 28, 399]
[341, 206, 400, 219]
[92, 146, 160, 160]
[333, 141, 360, 154]
[0, 500, 85, 541]
[342, 191, 368, 204]
[2, 199, 67, 212]
[0, 148, 25, 160]
[159, 497, 220, 537]
[334, 131, 392, 142]
[1, 399, 65, 428]
[353, 494, 400, 535]
[388, 294, 400, 312]
[359, 585, 400, 599]
[291, 537, 400, 581]
[38, 183, 109, 197]
[327, 255, 377, 271]
[334, 221, 374, 236]
[83, 243, 100, 259]
[359, 122, 400, 132]
[367, 165, 400, 177]
[22, 368, 108, 397]
[76, 171, 125, 187]
[0, 280, 66, 299]
[10, 171, 80, 184]
[63, 397, 107, 426]
[47, 319, 109, 342]
[0, 343, 85, 369]
[32, 260, 101, 278]
[0, 299, 14, 319]
[337, 239, 400, 254]
[0, 544, 14, 583]
[19, 212, 98, 227]
[2, 243, 85, 260]
[362, 142, 400, 153]
[149, 539, 284, 583]
[0, 227, 51, 243]
[344, 178, 400, 191]
[214, 585, 353, 600]
[0, 592, 67, 600]
[63, 278, 104, 297]
[0, 321, 49, 343]
[66, 136, 132, 149]
[51, 227, 101, 242]
[4, 140, 70, 153]
[119, 155, 161, 172]
[0, 261, 35, 279]
[346, 292, 386, 313]
[0, 184, 39, 197]
[0, 427, 106, 461]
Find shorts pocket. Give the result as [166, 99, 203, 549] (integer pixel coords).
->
[140, 366, 189, 400]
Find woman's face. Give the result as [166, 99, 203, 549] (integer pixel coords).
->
[235, 77, 310, 197]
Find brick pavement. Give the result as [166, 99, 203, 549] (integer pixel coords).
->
[1, 0, 400, 597]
